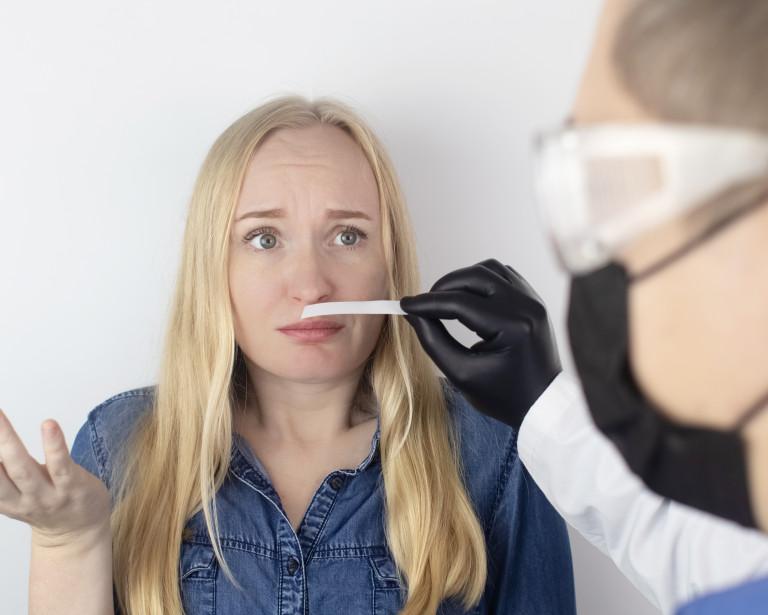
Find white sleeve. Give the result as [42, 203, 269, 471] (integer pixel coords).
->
[517, 371, 768, 615]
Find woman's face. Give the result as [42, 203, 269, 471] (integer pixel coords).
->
[228, 123, 389, 385]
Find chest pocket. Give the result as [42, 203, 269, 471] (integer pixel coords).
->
[369, 555, 406, 615]
[179, 541, 218, 615]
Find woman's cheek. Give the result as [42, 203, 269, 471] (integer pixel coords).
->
[352, 315, 385, 358]
[231, 274, 279, 328]
[360, 257, 389, 295]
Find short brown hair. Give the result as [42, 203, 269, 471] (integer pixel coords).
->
[614, 0, 768, 134]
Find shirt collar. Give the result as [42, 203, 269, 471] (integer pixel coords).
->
[230, 402, 382, 481]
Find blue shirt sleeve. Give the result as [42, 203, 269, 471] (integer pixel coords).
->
[483, 440, 577, 614]
[69, 389, 152, 494]
[676, 575, 768, 615]
[70, 414, 108, 486]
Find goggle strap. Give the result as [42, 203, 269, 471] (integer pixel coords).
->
[631, 187, 768, 283]
[734, 388, 768, 431]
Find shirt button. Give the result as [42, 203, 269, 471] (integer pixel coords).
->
[330, 476, 344, 491]
[287, 557, 300, 575]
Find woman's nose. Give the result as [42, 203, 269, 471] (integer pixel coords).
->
[286, 252, 334, 305]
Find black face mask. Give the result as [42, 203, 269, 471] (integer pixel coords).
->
[567, 194, 768, 529]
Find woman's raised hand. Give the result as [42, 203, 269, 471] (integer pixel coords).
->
[0, 409, 111, 550]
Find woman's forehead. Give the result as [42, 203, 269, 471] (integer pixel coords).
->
[253, 124, 371, 171]
[237, 125, 380, 219]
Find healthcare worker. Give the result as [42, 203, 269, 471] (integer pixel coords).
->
[401, 0, 768, 613]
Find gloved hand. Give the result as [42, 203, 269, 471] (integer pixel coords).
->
[400, 258, 562, 429]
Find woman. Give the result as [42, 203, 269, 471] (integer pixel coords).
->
[1, 96, 575, 615]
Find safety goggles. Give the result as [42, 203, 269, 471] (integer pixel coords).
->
[532, 123, 768, 274]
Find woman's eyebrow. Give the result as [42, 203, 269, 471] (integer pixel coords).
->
[326, 208, 373, 221]
[236, 208, 373, 223]
[236, 208, 283, 222]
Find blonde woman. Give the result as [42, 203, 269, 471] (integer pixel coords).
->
[2, 96, 575, 615]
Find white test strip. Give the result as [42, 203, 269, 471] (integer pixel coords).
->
[301, 300, 406, 319]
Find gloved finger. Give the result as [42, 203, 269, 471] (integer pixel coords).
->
[480, 259, 547, 307]
[404, 314, 473, 380]
[507, 267, 546, 304]
[427, 262, 499, 296]
[480, 259, 535, 292]
[430, 264, 538, 318]
[400, 291, 499, 340]
[479, 258, 518, 282]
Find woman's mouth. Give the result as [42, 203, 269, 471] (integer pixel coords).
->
[277, 319, 345, 343]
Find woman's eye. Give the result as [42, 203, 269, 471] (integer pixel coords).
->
[250, 232, 278, 250]
[334, 228, 363, 247]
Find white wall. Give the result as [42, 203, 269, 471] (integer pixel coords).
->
[0, 1, 659, 613]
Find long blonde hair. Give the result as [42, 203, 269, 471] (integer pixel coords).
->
[108, 96, 487, 615]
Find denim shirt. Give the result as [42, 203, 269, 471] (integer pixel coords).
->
[70, 381, 576, 615]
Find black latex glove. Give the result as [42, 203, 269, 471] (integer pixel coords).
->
[400, 258, 562, 429]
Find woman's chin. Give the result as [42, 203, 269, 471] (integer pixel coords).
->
[244, 336, 376, 383]
[262, 360, 361, 384]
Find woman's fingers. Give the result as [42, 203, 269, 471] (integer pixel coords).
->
[41, 420, 74, 488]
[0, 460, 21, 500]
[0, 409, 111, 540]
[0, 409, 47, 494]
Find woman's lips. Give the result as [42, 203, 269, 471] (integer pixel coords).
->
[278, 319, 345, 342]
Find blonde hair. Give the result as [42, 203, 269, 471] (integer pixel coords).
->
[108, 97, 487, 615]
[614, 0, 768, 134]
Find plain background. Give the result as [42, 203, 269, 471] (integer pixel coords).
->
[0, 1, 659, 613]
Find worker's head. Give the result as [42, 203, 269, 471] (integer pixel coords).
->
[534, 0, 768, 529]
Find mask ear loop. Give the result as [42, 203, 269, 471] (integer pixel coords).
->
[623, 185, 768, 431]
[630, 185, 768, 283]
[734, 389, 768, 430]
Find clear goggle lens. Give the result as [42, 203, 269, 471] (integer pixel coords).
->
[532, 124, 768, 274]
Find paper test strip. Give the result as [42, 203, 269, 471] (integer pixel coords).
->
[301, 300, 406, 319]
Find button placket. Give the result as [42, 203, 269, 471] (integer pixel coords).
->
[287, 556, 300, 575]
[229, 452, 306, 614]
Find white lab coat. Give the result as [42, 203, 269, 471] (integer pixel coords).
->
[517, 371, 768, 615]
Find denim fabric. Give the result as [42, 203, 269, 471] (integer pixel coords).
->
[71, 381, 576, 615]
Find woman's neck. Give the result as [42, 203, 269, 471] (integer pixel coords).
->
[238, 363, 371, 447]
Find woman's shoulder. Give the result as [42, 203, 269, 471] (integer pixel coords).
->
[86, 385, 156, 436]
[70, 385, 156, 491]
[440, 378, 520, 524]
